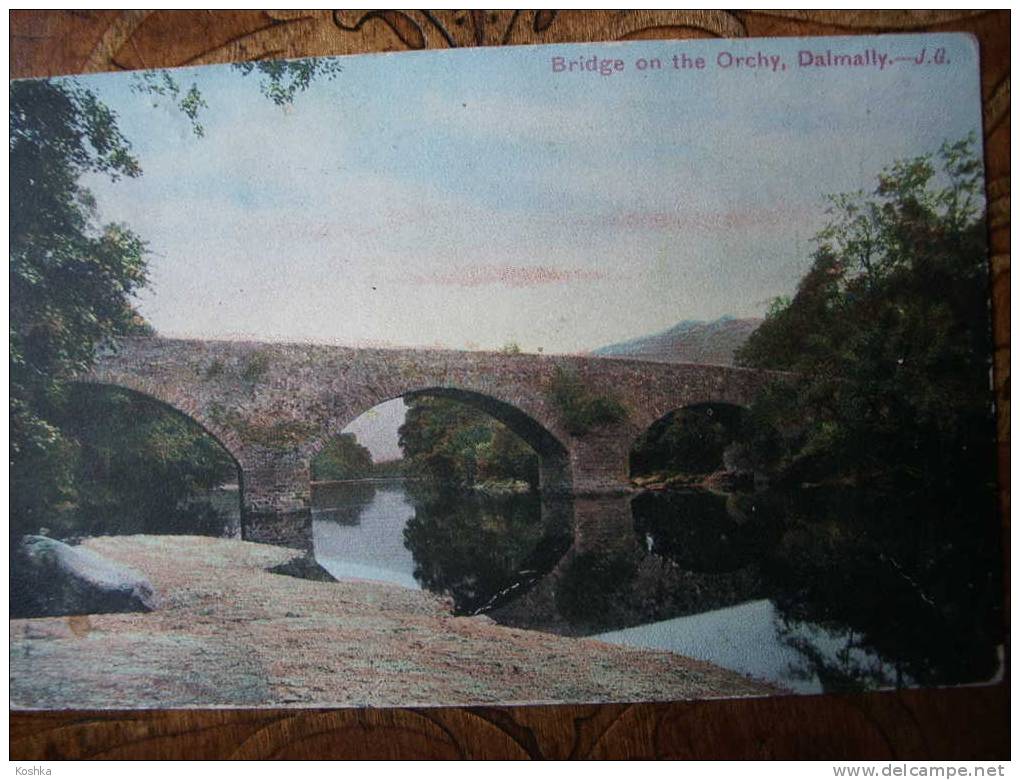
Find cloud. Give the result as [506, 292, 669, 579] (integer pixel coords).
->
[410, 264, 609, 288]
[602, 203, 820, 234]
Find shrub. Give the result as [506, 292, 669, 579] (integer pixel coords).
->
[311, 433, 373, 481]
[547, 367, 627, 435]
[241, 351, 271, 383]
[203, 359, 225, 379]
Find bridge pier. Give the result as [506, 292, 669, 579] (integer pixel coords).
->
[239, 450, 314, 552]
[565, 432, 633, 495]
[82, 337, 780, 554]
[538, 454, 573, 495]
[571, 493, 639, 555]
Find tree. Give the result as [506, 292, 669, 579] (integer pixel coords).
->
[10, 79, 149, 536]
[630, 403, 746, 479]
[49, 385, 238, 539]
[477, 425, 540, 487]
[732, 137, 1001, 686]
[231, 59, 343, 106]
[399, 396, 539, 488]
[10, 60, 343, 539]
[735, 136, 994, 491]
[311, 433, 374, 481]
[131, 58, 343, 136]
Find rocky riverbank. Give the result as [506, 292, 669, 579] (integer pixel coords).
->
[10, 535, 778, 708]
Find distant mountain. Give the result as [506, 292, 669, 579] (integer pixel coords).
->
[591, 316, 763, 367]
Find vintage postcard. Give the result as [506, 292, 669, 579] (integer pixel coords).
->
[10, 34, 1002, 709]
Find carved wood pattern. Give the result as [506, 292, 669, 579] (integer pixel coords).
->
[8, 10, 1009, 760]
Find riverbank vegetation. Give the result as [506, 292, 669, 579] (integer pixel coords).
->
[631, 137, 1001, 688]
[16, 385, 238, 541]
[311, 433, 374, 481]
[310, 433, 411, 481]
[735, 137, 994, 496]
[547, 366, 627, 435]
[10, 65, 340, 544]
[740, 137, 1000, 688]
[9, 69, 1001, 693]
[630, 403, 751, 490]
[397, 396, 540, 491]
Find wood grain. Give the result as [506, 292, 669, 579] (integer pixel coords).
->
[8, 10, 1010, 760]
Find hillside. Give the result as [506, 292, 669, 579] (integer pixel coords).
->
[591, 316, 762, 367]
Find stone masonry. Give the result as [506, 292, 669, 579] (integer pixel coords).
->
[82, 337, 779, 548]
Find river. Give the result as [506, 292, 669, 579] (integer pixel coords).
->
[306, 479, 954, 695]
[173, 477, 1005, 695]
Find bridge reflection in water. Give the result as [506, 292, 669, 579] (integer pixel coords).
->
[302, 479, 980, 695]
[155, 476, 1003, 695]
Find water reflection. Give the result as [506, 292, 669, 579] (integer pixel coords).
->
[310, 480, 572, 613]
[760, 486, 1003, 691]
[312, 480, 419, 588]
[492, 491, 768, 635]
[312, 481, 379, 526]
[632, 490, 778, 573]
[307, 479, 1002, 694]
[594, 599, 905, 695]
[403, 484, 572, 614]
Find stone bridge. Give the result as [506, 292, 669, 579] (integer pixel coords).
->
[82, 337, 778, 548]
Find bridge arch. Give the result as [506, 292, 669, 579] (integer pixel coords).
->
[66, 380, 246, 531]
[629, 400, 751, 482]
[73, 375, 248, 462]
[304, 385, 573, 493]
[78, 337, 784, 541]
[625, 383, 760, 439]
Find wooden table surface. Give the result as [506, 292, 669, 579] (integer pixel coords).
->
[8, 10, 1010, 760]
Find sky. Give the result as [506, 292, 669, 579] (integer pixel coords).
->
[68, 33, 984, 360]
[343, 398, 407, 462]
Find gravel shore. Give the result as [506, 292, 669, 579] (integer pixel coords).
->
[10, 535, 778, 708]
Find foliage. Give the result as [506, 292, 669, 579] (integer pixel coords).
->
[311, 433, 374, 481]
[630, 403, 745, 478]
[231, 58, 343, 106]
[398, 396, 539, 488]
[10, 78, 150, 536]
[26, 385, 238, 541]
[131, 71, 208, 137]
[546, 367, 627, 435]
[402, 486, 570, 614]
[730, 136, 1001, 686]
[10, 63, 344, 541]
[500, 341, 522, 355]
[479, 425, 540, 486]
[735, 136, 994, 491]
[131, 58, 343, 137]
[241, 350, 271, 383]
[208, 404, 318, 451]
[369, 459, 406, 478]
